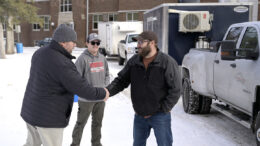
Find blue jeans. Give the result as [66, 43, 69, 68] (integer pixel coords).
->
[133, 112, 173, 146]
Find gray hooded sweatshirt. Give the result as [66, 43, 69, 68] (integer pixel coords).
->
[75, 49, 110, 102]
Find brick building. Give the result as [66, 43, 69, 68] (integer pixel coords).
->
[20, 0, 257, 47]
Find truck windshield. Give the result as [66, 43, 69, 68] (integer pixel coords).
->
[128, 34, 138, 43]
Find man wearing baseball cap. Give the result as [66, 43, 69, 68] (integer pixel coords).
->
[107, 31, 181, 146]
[21, 24, 109, 146]
[71, 33, 110, 146]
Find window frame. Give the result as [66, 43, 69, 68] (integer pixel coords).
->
[3, 23, 6, 31]
[92, 14, 103, 30]
[224, 27, 243, 42]
[32, 23, 41, 31]
[32, 15, 51, 31]
[126, 12, 138, 22]
[238, 26, 258, 57]
[42, 15, 51, 31]
[108, 13, 118, 22]
[60, 0, 72, 13]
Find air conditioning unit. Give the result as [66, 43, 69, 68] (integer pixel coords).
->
[179, 11, 211, 32]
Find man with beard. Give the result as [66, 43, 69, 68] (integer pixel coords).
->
[106, 31, 181, 146]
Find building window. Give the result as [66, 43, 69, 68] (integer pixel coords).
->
[32, 23, 41, 31]
[92, 14, 103, 30]
[3, 23, 18, 31]
[108, 13, 117, 21]
[26, 0, 50, 2]
[32, 15, 50, 31]
[60, 0, 72, 12]
[126, 12, 138, 21]
[3, 23, 6, 31]
[43, 16, 50, 31]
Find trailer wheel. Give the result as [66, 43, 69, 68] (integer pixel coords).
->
[182, 78, 200, 114]
[118, 56, 125, 66]
[199, 95, 212, 114]
[255, 112, 260, 146]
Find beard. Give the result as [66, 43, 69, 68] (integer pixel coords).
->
[138, 45, 151, 57]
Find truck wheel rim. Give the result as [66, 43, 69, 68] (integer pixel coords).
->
[257, 128, 260, 141]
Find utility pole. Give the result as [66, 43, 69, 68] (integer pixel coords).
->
[86, 0, 89, 41]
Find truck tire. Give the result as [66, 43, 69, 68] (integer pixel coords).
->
[199, 95, 212, 114]
[99, 48, 107, 56]
[118, 56, 125, 66]
[255, 112, 260, 146]
[182, 78, 200, 114]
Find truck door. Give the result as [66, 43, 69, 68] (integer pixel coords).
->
[227, 26, 259, 114]
[213, 26, 244, 104]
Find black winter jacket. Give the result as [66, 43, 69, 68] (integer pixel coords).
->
[107, 50, 181, 116]
[21, 41, 105, 128]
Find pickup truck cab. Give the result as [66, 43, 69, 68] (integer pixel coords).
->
[182, 21, 260, 145]
[117, 33, 139, 65]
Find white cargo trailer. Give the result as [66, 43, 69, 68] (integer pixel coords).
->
[98, 21, 143, 56]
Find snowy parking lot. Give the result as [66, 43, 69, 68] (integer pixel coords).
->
[0, 47, 256, 146]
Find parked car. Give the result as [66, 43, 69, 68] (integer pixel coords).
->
[98, 21, 143, 56]
[36, 37, 52, 47]
[117, 33, 139, 65]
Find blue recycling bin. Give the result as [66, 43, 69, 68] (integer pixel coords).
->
[74, 94, 78, 102]
[16, 43, 23, 53]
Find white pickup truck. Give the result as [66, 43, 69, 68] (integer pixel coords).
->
[117, 33, 139, 65]
[182, 21, 260, 145]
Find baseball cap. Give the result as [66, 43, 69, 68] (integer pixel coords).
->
[132, 31, 158, 43]
[87, 33, 101, 42]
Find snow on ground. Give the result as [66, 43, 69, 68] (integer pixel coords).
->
[0, 47, 256, 146]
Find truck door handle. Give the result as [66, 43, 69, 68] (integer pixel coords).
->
[214, 60, 219, 64]
[230, 63, 236, 68]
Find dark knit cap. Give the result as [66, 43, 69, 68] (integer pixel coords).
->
[52, 24, 77, 42]
[132, 31, 158, 43]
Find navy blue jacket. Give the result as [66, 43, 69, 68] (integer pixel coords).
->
[21, 41, 105, 128]
[107, 50, 181, 116]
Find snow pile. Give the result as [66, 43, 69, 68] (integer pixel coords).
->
[0, 47, 255, 146]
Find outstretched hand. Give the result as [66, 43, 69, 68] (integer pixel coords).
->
[104, 88, 110, 101]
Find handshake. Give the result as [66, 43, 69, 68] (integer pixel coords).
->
[103, 88, 110, 101]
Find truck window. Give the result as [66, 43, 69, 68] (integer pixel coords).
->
[225, 27, 243, 42]
[128, 34, 138, 43]
[238, 27, 258, 57]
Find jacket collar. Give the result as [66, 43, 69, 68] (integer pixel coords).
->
[49, 40, 76, 60]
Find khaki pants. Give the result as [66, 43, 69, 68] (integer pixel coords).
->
[23, 123, 64, 146]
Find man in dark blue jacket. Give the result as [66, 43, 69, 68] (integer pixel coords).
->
[107, 31, 181, 146]
[21, 24, 109, 146]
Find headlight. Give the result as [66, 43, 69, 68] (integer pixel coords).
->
[127, 47, 135, 54]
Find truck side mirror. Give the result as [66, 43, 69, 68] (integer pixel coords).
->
[120, 40, 126, 44]
[209, 41, 221, 52]
[220, 40, 236, 61]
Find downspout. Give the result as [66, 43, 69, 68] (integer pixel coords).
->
[86, 0, 89, 41]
